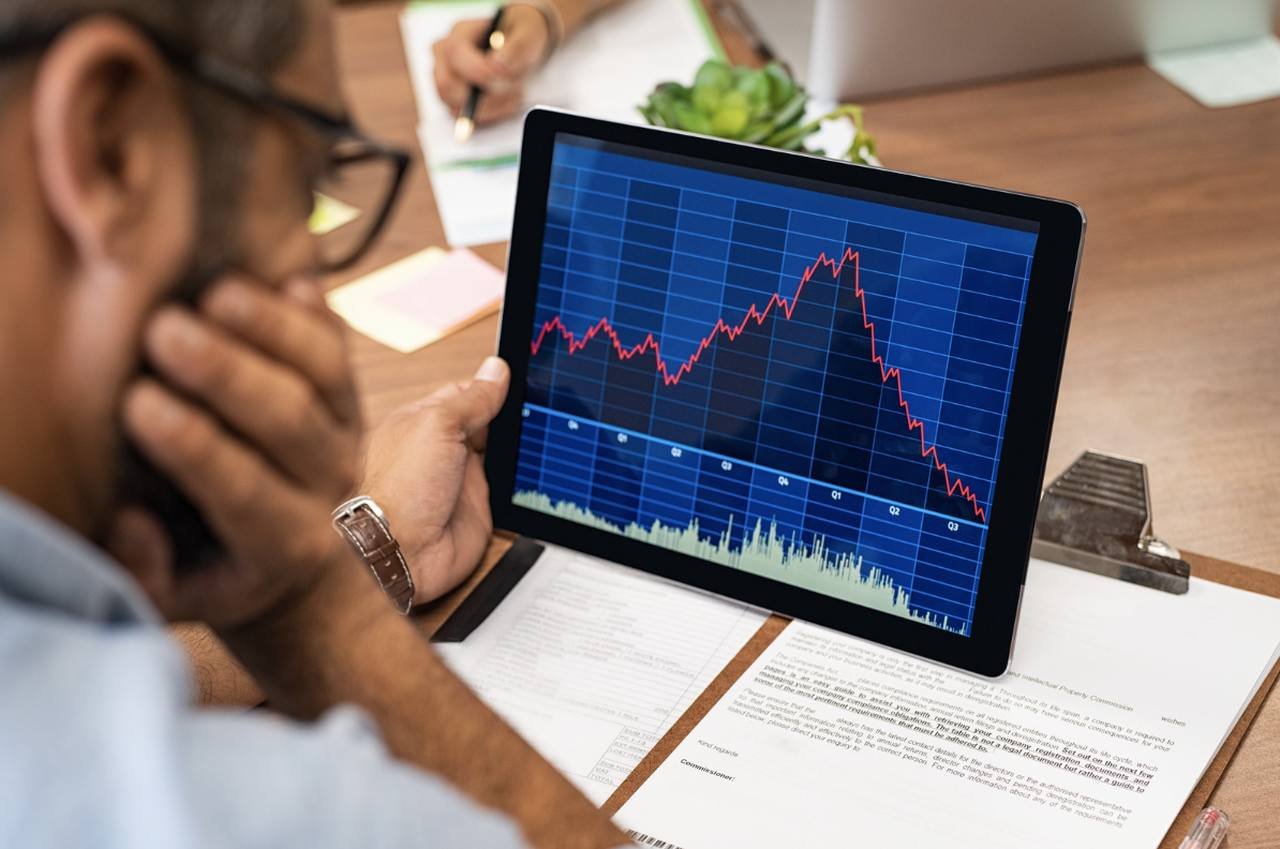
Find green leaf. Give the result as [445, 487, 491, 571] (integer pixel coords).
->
[710, 90, 751, 137]
[770, 91, 807, 131]
[651, 95, 682, 127]
[764, 61, 797, 107]
[693, 59, 733, 92]
[742, 119, 775, 143]
[735, 69, 771, 110]
[674, 102, 714, 135]
[691, 83, 721, 114]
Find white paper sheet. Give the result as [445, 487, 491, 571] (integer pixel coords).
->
[1148, 34, 1280, 108]
[435, 544, 768, 804]
[400, 0, 721, 246]
[616, 559, 1280, 849]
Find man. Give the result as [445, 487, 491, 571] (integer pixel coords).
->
[0, 1, 630, 846]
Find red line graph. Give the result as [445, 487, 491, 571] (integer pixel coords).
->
[530, 248, 989, 522]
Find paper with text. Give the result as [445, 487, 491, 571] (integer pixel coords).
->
[399, 0, 720, 245]
[435, 545, 767, 804]
[616, 559, 1280, 849]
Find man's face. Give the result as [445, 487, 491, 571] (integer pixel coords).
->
[2, 0, 346, 550]
[115, 0, 351, 565]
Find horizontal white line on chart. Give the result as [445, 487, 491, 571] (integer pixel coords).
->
[538, 362, 1010, 449]
[525, 403, 987, 529]
[532, 392, 1002, 485]
[525, 437, 989, 577]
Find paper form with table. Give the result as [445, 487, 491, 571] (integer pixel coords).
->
[614, 558, 1280, 849]
[434, 545, 767, 804]
[399, 0, 721, 246]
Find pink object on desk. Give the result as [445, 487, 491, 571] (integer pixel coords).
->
[375, 246, 503, 317]
[326, 247, 505, 354]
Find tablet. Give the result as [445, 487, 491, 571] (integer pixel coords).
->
[487, 109, 1084, 676]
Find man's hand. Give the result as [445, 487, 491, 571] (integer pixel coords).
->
[113, 276, 364, 630]
[359, 357, 510, 604]
[116, 282, 626, 848]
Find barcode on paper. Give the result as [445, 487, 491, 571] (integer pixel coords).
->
[624, 828, 687, 849]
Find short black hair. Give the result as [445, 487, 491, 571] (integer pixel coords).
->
[0, 2, 304, 69]
[1, 1, 308, 240]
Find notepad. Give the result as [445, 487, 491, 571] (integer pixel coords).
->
[325, 247, 503, 353]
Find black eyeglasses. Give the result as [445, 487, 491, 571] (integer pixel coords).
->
[0, 17, 412, 272]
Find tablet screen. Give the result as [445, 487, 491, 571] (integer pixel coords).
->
[513, 134, 1039, 637]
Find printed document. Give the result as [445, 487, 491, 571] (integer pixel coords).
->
[615, 559, 1280, 849]
[435, 545, 767, 804]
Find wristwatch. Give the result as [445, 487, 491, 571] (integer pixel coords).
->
[331, 496, 415, 614]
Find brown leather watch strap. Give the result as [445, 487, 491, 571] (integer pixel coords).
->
[332, 497, 415, 614]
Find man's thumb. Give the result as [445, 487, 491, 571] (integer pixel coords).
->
[455, 356, 511, 436]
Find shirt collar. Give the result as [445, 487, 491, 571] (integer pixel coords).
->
[0, 487, 160, 625]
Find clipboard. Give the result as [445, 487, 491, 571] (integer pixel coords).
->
[591, 453, 1280, 848]
[423, 452, 1280, 847]
[597, 553, 1280, 848]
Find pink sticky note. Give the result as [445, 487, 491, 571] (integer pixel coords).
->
[375, 247, 503, 320]
[327, 247, 504, 353]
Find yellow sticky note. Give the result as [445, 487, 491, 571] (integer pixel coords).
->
[309, 192, 361, 235]
[326, 247, 504, 353]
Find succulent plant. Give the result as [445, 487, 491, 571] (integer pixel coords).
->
[639, 59, 878, 165]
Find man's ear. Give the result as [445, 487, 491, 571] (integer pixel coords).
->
[29, 16, 197, 283]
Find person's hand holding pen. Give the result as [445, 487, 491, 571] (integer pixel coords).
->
[432, 0, 624, 135]
[432, 3, 555, 133]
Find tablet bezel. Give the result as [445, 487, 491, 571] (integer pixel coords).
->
[486, 108, 1083, 677]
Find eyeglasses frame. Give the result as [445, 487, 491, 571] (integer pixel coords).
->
[0, 15, 413, 272]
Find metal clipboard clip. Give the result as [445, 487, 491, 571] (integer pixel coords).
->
[1031, 451, 1190, 594]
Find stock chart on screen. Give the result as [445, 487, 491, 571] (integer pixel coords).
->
[513, 137, 1038, 636]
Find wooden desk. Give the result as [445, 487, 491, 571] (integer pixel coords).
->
[329, 3, 1280, 845]
[333, 3, 1280, 575]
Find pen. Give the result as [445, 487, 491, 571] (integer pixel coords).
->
[453, 5, 507, 143]
[1178, 807, 1229, 849]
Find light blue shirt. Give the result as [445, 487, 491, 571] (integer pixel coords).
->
[0, 489, 528, 848]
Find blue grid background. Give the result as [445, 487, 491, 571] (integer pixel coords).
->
[515, 138, 1037, 634]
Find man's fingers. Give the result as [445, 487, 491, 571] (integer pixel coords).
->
[122, 380, 296, 553]
[492, 22, 546, 76]
[432, 47, 471, 110]
[202, 278, 359, 426]
[435, 357, 510, 438]
[473, 86, 524, 124]
[442, 22, 510, 88]
[145, 307, 355, 492]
